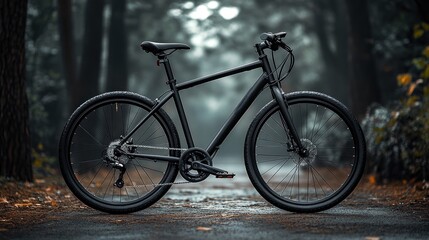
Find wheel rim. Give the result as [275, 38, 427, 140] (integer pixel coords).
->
[253, 98, 359, 205]
[66, 99, 175, 205]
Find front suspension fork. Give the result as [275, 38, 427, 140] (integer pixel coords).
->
[271, 87, 308, 157]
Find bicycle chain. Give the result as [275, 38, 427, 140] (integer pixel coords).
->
[124, 144, 191, 188]
[124, 180, 193, 189]
[127, 144, 188, 152]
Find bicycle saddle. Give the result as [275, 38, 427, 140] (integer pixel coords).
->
[140, 41, 190, 55]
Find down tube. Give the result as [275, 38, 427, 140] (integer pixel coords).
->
[206, 74, 267, 155]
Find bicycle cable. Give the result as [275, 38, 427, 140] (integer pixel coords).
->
[263, 47, 294, 90]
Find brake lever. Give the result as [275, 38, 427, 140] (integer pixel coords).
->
[279, 41, 292, 52]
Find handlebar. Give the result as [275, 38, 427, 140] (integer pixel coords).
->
[258, 32, 290, 52]
[260, 32, 287, 41]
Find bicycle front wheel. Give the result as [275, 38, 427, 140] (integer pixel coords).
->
[59, 92, 180, 213]
[245, 91, 366, 213]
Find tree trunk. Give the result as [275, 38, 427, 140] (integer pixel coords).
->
[76, 0, 105, 108]
[345, 0, 380, 118]
[57, 0, 78, 114]
[105, 0, 128, 92]
[311, 0, 349, 104]
[0, 0, 33, 181]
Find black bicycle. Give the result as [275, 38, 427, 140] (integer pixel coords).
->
[59, 32, 366, 214]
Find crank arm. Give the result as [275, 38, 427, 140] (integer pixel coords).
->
[191, 161, 229, 175]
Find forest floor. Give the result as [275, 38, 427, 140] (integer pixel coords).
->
[1, 169, 429, 240]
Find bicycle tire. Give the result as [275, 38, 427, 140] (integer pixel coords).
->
[59, 91, 180, 214]
[245, 91, 366, 213]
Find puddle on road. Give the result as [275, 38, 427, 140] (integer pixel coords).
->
[163, 187, 280, 213]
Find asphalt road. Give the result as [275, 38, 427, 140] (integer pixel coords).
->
[2, 165, 429, 240]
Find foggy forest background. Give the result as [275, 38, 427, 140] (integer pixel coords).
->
[1, 0, 429, 183]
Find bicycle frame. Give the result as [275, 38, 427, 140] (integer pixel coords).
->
[120, 44, 304, 162]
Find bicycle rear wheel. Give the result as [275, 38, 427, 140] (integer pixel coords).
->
[245, 91, 366, 213]
[59, 92, 180, 213]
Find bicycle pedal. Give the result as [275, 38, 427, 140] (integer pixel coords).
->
[215, 172, 235, 178]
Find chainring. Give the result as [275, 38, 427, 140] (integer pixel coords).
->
[179, 147, 212, 182]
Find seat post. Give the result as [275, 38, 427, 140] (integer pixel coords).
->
[158, 56, 176, 88]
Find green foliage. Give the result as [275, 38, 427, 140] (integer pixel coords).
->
[362, 28, 429, 182]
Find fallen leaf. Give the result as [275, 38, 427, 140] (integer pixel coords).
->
[196, 226, 212, 232]
[365, 237, 380, 240]
[35, 179, 46, 184]
[14, 203, 32, 208]
[0, 198, 9, 204]
[368, 175, 376, 185]
[50, 200, 58, 207]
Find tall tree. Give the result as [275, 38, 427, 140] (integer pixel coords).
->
[105, 0, 128, 92]
[311, 0, 348, 104]
[58, 0, 105, 110]
[0, 0, 33, 181]
[76, 0, 105, 108]
[345, 0, 380, 117]
[57, 0, 78, 113]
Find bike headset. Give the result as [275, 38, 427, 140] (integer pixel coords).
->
[259, 32, 295, 90]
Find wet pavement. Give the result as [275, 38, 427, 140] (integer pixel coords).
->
[2, 164, 429, 240]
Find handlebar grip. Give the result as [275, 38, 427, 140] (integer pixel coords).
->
[276, 32, 287, 38]
[260, 32, 287, 41]
[260, 32, 274, 41]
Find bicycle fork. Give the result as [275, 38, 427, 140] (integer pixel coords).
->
[270, 85, 309, 157]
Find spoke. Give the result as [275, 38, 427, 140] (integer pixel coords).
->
[260, 159, 286, 176]
[257, 153, 291, 157]
[120, 103, 125, 136]
[313, 117, 342, 144]
[311, 110, 335, 142]
[310, 107, 327, 140]
[132, 161, 150, 191]
[135, 119, 156, 143]
[274, 162, 296, 190]
[258, 157, 292, 163]
[258, 138, 289, 147]
[266, 159, 288, 184]
[72, 142, 108, 147]
[102, 108, 113, 141]
[310, 105, 319, 140]
[125, 171, 139, 198]
[281, 165, 299, 198]
[127, 107, 141, 134]
[309, 164, 335, 193]
[131, 161, 165, 174]
[263, 121, 287, 144]
[85, 162, 105, 189]
[141, 134, 167, 144]
[94, 167, 112, 196]
[78, 125, 104, 146]
[73, 158, 102, 164]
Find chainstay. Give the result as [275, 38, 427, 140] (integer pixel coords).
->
[123, 145, 190, 188]
[127, 144, 187, 152]
[124, 181, 193, 188]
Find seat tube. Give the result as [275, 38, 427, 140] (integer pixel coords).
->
[160, 57, 195, 148]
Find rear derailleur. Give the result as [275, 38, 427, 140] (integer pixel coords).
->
[103, 137, 137, 188]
